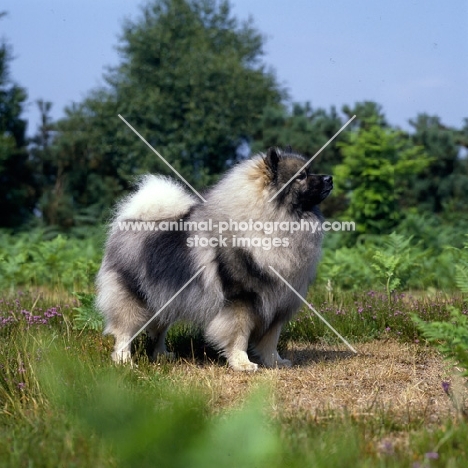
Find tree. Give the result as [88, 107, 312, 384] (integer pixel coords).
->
[0, 24, 36, 227]
[335, 123, 429, 236]
[408, 114, 468, 214]
[342, 101, 388, 130]
[29, 100, 74, 227]
[47, 0, 283, 227]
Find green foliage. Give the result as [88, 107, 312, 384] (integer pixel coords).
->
[37, 346, 280, 468]
[414, 307, 468, 377]
[282, 286, 463, 345]
[453, 238, 468, 295]
[0, 230, 101, 291]
[73, 292, 103, 331]
[335, 122, 430, 235]
[409, 114, 468, 214]
[342, 101, 388, 129]
[317, 243, 372, 291]
[34, 0, 283, 228]
[370, 232, 421, 301]
[319, 227, 465, 292]
[0, 32, 37, 227]
[413, 244, 468, 377]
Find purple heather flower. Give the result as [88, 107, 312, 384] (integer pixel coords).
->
[425, 452, 439, 460]
[17, 382, 26, 390]
[442, 381, 451, 395]
[381, 440, 394, 455]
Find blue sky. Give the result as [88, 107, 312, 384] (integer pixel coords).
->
[2, 0, 467, 136]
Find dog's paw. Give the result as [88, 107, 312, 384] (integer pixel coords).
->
[228, 350, 258, 372]
[231, 361, 258, 372]
[152, 351, 176, 362]
[111, 350, 132, 364]
[261, 353, 292, 368]
[276, 358, 292, 368]
[164, 351, 176, 361]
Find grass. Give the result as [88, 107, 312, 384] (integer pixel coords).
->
[282, 287, 467, 345]
[1, 289, 467, 467]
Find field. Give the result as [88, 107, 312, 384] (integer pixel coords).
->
[1, 286, 467, 468]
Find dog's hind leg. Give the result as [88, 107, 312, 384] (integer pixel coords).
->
[206, 304, 258, 371]
[146, 323, 174, 361]
[97, 270, 148, 364]
[253, 321, 291, 368]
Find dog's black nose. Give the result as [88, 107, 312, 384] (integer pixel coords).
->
[322, 175, 333, 184]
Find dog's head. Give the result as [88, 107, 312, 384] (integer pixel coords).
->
[263, 147, 333, 212]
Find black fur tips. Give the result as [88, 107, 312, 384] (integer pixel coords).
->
[264, 147, 281, 175]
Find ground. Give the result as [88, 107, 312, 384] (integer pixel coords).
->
[152, 340, 467, 423]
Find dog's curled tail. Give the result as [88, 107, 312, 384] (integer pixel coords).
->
[114, 175, 198, 222]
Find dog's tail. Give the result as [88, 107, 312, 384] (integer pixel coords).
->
[114, 175, 198, 223]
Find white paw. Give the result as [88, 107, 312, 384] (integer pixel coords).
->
[228, 350, 258, 372]
[111, 350, 132, 364]
[230, 361, 259, 372]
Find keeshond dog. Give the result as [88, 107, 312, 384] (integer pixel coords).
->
[96, 147, 332, 371]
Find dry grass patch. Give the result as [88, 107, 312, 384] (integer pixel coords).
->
[158, 340, 467, 424]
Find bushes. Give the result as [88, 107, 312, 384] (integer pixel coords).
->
[0, 222, 466, 294]
[318, 226, 467, 291]
[0, 230, 102, 291]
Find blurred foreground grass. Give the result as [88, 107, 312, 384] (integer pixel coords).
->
[0, 291, 467, 467]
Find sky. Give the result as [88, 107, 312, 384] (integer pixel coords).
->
[1, 0, 467, 136]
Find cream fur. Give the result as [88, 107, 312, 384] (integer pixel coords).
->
[115, 175, 197, 222]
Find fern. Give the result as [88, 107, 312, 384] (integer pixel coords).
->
[413, 243, 468, 376]
[73, 292, 103, 332]
[413, 307, 468, 377]
[454, 239, 468, 295]
[371, 232, 416, 301]
[455, 264, 468, 295]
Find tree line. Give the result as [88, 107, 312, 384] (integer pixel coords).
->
[1, 0, 467, 234]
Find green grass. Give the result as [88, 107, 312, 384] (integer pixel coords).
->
[1, 290, 467, 467]
[281, 287, 467, 346]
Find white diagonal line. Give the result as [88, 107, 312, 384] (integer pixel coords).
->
[268, 114, 356, 202]
[268, 266, 358, 354]
[116, 266, 206, 355]
[118, 114, 207, 203]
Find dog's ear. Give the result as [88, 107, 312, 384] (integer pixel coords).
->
[264, 147, 281, 174]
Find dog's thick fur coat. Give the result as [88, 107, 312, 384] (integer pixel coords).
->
[96, 148, 332, 370]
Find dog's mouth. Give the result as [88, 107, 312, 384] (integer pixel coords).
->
[299, 174, 333, 208]
[319, 188, 332, 202]
[319, 176, 333, 201]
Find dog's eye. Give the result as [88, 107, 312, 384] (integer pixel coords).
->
[296, 171, 307, 181]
